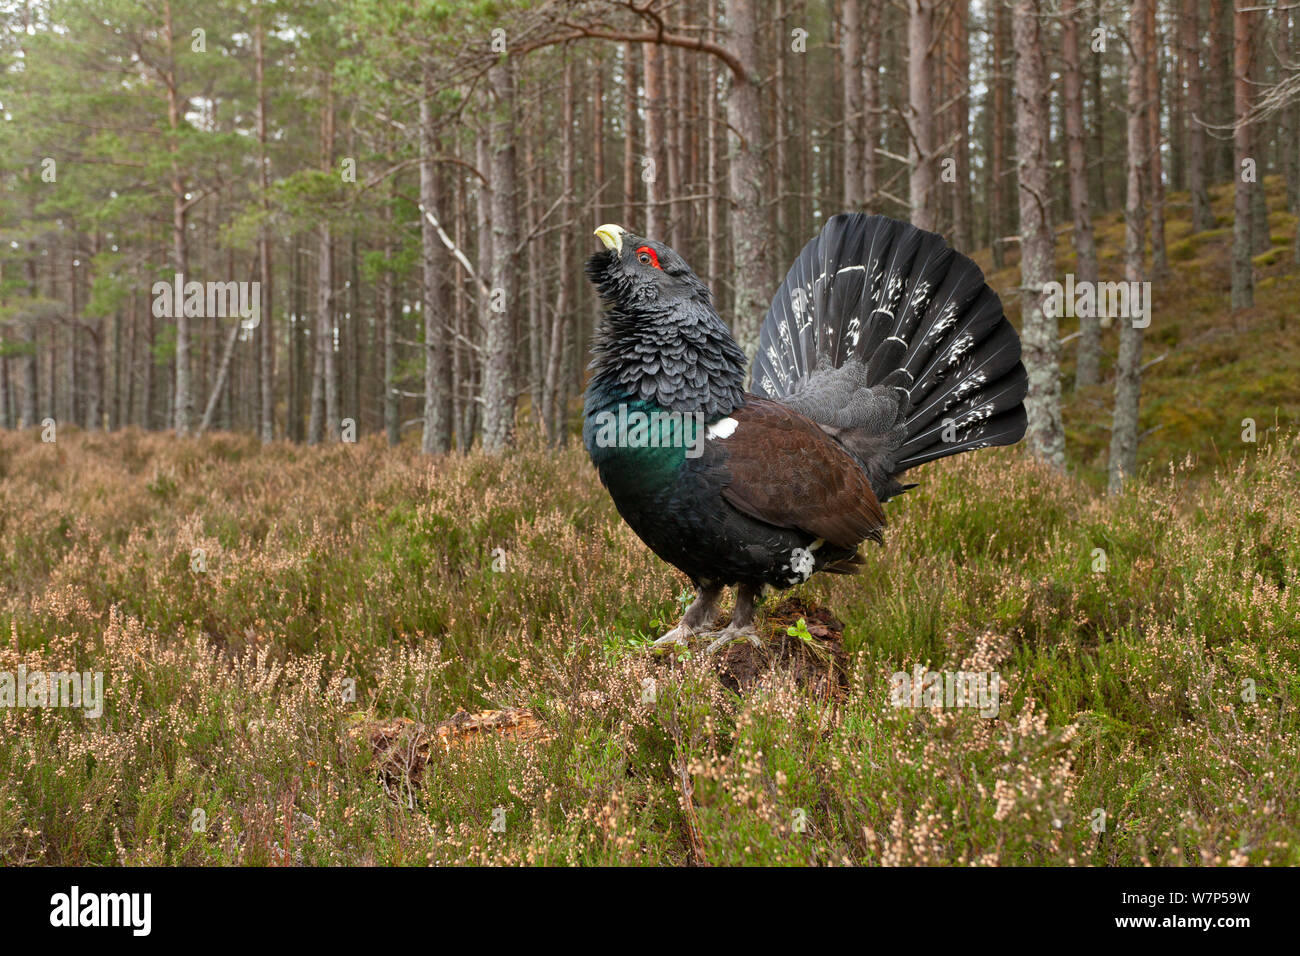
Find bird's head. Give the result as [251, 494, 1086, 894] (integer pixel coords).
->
[583, 223, 747, 420]
[585, 224, 711, 310]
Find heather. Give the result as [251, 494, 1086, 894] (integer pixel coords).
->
[1, 426, 1296, 865]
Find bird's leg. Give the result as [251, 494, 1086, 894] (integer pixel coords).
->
[705, 583, 766, 654]
[652, 582, 723, 649]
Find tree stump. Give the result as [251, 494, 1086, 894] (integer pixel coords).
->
[708, 598, 850, 701]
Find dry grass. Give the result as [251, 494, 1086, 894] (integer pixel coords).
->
[1, 425, 1296, 866]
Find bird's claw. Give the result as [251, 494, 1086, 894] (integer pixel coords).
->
[704, 626, 765, 655]
[651, 624, 695, 651]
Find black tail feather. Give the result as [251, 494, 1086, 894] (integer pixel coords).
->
[751, 214, 1027, 497]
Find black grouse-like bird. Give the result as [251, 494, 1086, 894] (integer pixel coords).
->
[583, 214, 1027, 653]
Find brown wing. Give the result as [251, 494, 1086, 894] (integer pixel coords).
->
[713, 397, 885, 549]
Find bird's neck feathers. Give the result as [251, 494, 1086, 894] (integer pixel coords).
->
[585, 295, 748, 421]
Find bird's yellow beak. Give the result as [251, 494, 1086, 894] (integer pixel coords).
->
[594, 223, 625, 254]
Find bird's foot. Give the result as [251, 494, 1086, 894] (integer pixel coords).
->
[704, 625, 765, 655]
[651, 624, 695, 652]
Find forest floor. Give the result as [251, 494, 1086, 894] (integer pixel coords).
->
[983, 174, 1300, 483]
[0, 182, 1297, 865]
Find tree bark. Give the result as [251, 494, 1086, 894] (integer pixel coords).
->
[123, 292, 136, 428]
[1089, 1, 1107, 209]
[309, 76, 337, 445]
[483, 59, 519, 452]
[667, 46, 686, 251]
[160, 1, 193, 436]
[255, 9, 274, 443]
[1014, 0, 1064, 469]
[144, 277, 156, 429]
[1248, 23, 1270, 256]
[706, 0, 722, 294]
[287, 243, 300, 441]
[952, 2, 971, 248]
[542, 53, 575, 443]
[1208, 0, 1233, 181]
[1062, 1, 1101, 389]
[863, 2, 881, 210]
[1291, 10, 1300, 266]
[991, 0, 1010, 268]
[1145, 0, 1168, 278]
[592, 52, 606, 225]
[0, 353, 8, 431]
[641, 41, 666, 236]
[1182, 0, 1213, 233]
[420, 66, 452, 455]
[20, 245, 38, 427]
[723, 0, 775, 358]
[907, 0, 937, 231]
[622, 42, 638, 226]
[197, 320, 241, 435]
[382, 192, 398, 446]
[842, 0, 864, 209]
[83, 237, 103, 430]
[1110, 0, 1149, 494]
[1230, 0, 1254, 309]
[774, 0, 788, 253]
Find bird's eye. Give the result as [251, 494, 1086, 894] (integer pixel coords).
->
[635, 246, 661, 270]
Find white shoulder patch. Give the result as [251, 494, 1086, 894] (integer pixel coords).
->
[707, 417, 738, 440]
[786, 546, 816, 584]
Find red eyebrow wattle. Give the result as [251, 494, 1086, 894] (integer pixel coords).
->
[636, 246, 661, 269]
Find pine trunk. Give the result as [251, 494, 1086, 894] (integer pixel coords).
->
[542, 53, 576, 443]
[723, 0, 775, 359]
[842, 0, 864, 209]
[255, 14, 274, 443]
[1063, 2, 1101, 388]
[952, 2, 971, 249]
[163, 0, 192, 436]
[1014, 0, 1064, 469]
[863, 3, 881, 210]
[1182, 0, 1213, 233]
[1110, 0, 1149, 494]
[483, 60, 519, 452]
[991, 0, 1010, 268]
[642, 42, 666, 237]
[1230, 0, 1254, 309]
[420, 67, 452, 455]
[622, 42, 638, 226]
[907, 0, 936, 231]
[1146, 0, 1168, 278]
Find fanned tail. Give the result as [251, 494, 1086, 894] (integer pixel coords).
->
[751, 214, 1027, 500]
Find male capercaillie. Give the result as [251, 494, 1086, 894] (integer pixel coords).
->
[584, 215, 1027, 653]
